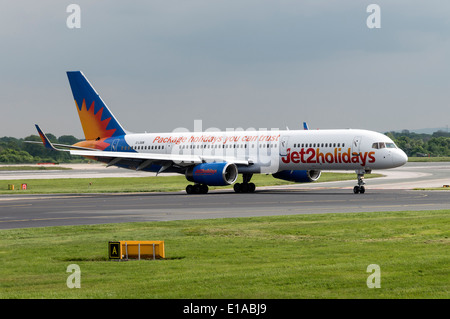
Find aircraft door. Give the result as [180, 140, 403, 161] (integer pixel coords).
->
[165, 142, 172, 154]
[352, 136, 362, 156]
[280, 135, 289, 156]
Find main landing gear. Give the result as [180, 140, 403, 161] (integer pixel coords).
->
[186, 184, 209, 194]
[185, 174, 257, 194]
[353, 169, 369, 194]
[234, 182, 256, 193]
[234, 173, 256, 193]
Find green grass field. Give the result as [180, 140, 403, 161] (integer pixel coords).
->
[0, 172, 380, 194]
[0, 210, 448, 298]
[407, 157, 450, 162]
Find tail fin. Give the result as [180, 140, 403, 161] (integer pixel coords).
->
[66, 71, 126, 141]
[303, 122, 309, 130]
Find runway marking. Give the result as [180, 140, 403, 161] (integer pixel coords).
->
[0, 195, 97, 202]
[0, 204, 33, 208]
[0, 214, 148, 224]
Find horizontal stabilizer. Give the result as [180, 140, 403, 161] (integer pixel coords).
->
[33, 124, 65, 151]
[26, 125, 97, 151]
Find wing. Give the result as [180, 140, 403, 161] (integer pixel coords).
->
[30, 125, 250, 174]
[69, 149, 251, 173]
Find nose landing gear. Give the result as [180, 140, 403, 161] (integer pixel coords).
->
[353, 185, 365, 194]
[353, 169, 370, 194]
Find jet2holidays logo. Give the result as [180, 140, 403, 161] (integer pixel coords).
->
[281, 147, 376, 167]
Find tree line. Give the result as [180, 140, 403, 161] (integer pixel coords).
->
[0, 130, 449, 163]
[0, 134, 84, 164]
[386, 130, 450, 157]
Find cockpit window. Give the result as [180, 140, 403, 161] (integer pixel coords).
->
[386, 143, 397, 148]
[372, 142, 397, 149]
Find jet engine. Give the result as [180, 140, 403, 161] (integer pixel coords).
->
[272, 170, 321, 183]
[186, 162, 238, 186]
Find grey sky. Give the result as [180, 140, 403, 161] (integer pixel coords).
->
[1, 1, 449, 139]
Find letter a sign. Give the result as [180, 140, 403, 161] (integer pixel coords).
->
[109, 242, 121, 259]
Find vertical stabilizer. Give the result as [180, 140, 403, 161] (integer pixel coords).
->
[66, 71, 126, 140]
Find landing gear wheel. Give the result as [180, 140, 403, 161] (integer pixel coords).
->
[353, 170, 367, 194]
[186, 184, 208, 194]
[233, 182, 256, 193]
[359, 186, 365, 194]
[200, 184, 209, 194]
[353, 185, 366, 194]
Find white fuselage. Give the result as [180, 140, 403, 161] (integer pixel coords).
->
[122, 128, 408, 174]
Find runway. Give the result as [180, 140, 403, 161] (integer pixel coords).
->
[0, 162, 449, 229]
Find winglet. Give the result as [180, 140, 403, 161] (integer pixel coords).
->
[35, 124, 60, 151]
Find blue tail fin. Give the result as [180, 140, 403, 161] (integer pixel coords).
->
[66, 71, 126, 140]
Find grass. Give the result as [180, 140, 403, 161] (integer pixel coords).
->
[414, 187, 450, 191]
[0, 210, 448, 298]
[408, 157, 450, 162]
[0, 172, 381, 194]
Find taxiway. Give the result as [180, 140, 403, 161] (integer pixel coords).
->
[0, 162, 449, 229]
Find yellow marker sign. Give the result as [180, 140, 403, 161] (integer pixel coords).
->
[108, 241, 165, 260]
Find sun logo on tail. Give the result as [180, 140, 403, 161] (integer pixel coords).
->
[76, 99, 116, 141]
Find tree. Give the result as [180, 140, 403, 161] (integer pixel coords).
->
[0, 149, 36, 163]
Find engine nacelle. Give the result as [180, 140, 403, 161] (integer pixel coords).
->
[272, 170, 321, 183]
[186, 162, 238, 186]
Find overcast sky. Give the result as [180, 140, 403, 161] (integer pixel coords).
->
[1, 1, 449, 139]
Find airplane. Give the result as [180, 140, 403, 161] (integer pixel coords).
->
[30, 71, 408, 194]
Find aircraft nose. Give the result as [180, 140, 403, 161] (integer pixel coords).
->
[393, 150, 408, 167]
